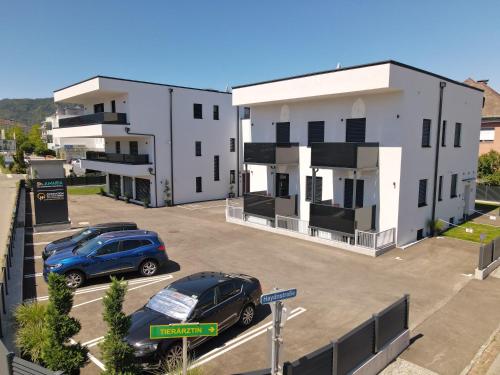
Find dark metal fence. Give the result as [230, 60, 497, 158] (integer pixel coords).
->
[478, 236, 500, 270]
[238, 295, 410, 375]
[65, 174, 106, 186]
[476, 184, 500, 203]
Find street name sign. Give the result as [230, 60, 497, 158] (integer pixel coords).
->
[260, 288, 297, 305]
[150, 323, 218, 339]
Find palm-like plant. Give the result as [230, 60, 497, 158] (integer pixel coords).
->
[14, 302, 48, 364]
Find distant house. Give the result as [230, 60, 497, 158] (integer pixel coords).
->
[464, 79, 500, 155]
[0, 118, 27, 131]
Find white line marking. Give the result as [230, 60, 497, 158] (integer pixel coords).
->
[190, 307, 307, 369]
[78, 222, 90, 226]
[24, 273, 43, 278]
[70, 339, 105, 370]
[24, 256, 42, 260]
[461, 273, 473, 277]
[83, 336, 104, 346]
[32, 228, 81, 235]
[178, 203, 226, 211]
[26, 241, 50, 246]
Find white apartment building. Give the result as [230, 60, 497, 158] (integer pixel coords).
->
[53, 76, 238, 207]
[229, 60, 483, 253]
[41, 115, 56, 149]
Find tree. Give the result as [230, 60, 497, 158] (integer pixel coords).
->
[14, 302, 48, 364]
[99, 277, 139, 374]
[42, 273, 88, 374]
[478, 150, 500, 178]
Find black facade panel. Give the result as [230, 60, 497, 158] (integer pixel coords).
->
[244, 194, 275, 219]
[310, 142, 378, 168]
[244, 143, 276, 164]
[336, 318, 375, 375]
[309, 203, 356, 234]
[58, 112, 127, 128]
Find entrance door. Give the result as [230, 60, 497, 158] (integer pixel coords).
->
[242, 171, 250, 194]
[344, 179, 364, 208]
[276, 122, 290, 144]
[275, 173, 289, 197]
[463, 182, 471, 220]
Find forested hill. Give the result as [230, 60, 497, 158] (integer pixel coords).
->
[0, 98, 55, 127]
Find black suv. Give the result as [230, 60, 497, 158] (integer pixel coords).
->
[42, 222, 138, 260]
[125, 271, 262, 367]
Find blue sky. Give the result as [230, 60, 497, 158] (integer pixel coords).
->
[1, 0, 499, 99]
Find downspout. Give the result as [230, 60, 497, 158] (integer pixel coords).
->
[169, 88, 175, 205]
[431, 81, 446, 234]
[124, 128, 158, 207]
[236, 106, 240, 196]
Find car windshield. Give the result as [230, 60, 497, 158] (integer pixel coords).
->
[146, 288, 197, 320]
[70, 228, 93, 242]
[75, 237, 103, 256]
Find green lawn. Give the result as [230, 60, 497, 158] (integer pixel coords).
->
[442, 221, 500, 243]
[67, 185, 104, 195]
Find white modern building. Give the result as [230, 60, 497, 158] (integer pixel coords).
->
[41, 115, 56, 149]
[228, 60, 483, 253]
[52, 76, 238, 207]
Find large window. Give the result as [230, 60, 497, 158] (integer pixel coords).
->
[308, 121, 325, 147]
[441, 121, 447, 147]
[450, 174, 458, 198]
[195, 141, 202, 156]
[438, 175, 443, 201]
[454, 123, 462, 147]
[346, 118, 366, 143]
[196, 177, 202, 193]
[422, 119, 431, 147]
[305, 176, 322, 203]
[230, 138, 235, 152]
[214, 155, 219, 181]
[193, 103, 203, 119]
[213, 105, 219, 120]
[418, 179, 427, 207]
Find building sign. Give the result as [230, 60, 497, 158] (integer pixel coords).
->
[150, 323, 218, 339]
[33, 178, 69, 225]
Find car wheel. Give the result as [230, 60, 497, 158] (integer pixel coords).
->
[239, 304, 255, 327]
[65, 271, 84, 289]
[161, 343, 183, 370]
[140, 260, 158, 277]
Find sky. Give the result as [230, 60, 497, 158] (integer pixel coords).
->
[1, 0, 499, 99]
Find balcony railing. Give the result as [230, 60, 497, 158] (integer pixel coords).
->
[86, 151, 150, 165]
[244, 143, 299, 165]
[309, 201, 374, 234]
[311, 142, 379, 169]
[59, 112, 127, 128]
[243, 192, 297, 219]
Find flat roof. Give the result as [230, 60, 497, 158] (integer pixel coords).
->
[232, 60, 483, 93]
[54, 75, 231, 95]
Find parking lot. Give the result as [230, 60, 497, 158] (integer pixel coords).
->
[23, 194, 500, 374]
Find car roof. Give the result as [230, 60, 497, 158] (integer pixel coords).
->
[170, 272, 237, 296]
[98, 230, 157, 240]
[90, 222, 137, 229]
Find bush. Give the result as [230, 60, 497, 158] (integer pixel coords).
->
[143, 197, 150, 208]
[100, 186, 106, 196]
[481, 172, 500, 186]
[0, 154, 5, 168]
[428, 218, 444, 235]
[14, 302, 48, 364]
[478, 150, 500, 178]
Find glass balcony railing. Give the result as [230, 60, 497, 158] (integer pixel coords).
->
[59, 112, 127, 128]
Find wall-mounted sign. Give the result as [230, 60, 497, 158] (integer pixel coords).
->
[33, 178, 69, 225]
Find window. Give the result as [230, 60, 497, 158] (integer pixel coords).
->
[438, 175, 443, 201]
[111, 100, 116, 113]
[416, 229, 424, 241]
[217, 282, 240, 303]
[480, 128, 495, 142]
[346, 118, 366, 142]
[197, 288, 216, 312]
[213, 105, 219, 120]
[193, 103, 203, 119]
[96, 241, 119, 256]
[243, 107, 251, 119]
[230, 138, 235, 152]
[306, 176, 322, 203]
[422, 119, 431, 147]
[196, 177, 202, 193]
[454, 123, 462, 147]
[230, 170, 235, 184]
[94, 103, 104, 113]
[418, 179, 427, 207]
[450, 174, 458, 198]
[129, 141, 138, 155]
[195, 141, 202, 156]
[441, 121, 447, 146]
[308, 121, 325, 147]
[449, 217, 454, 225]
[115, 141, 121, 154]
[276, 122, 290, 143]
[120, 240, 143, 251]
[214, 155, 219, 181]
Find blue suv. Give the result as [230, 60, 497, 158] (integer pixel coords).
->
[43, 230, 169, 288]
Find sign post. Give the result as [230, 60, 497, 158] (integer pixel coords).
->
[150, 322, 218, 375]
[260, 288, 297, 375]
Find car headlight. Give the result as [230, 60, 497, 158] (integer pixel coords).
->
[48, 263, 62, 270]
[134, 342, 158, 353]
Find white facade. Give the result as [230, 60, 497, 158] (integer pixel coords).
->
[232, 61, 483, 248]
[53, 76, 237, 207]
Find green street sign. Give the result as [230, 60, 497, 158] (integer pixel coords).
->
[150, 323, 218, 339]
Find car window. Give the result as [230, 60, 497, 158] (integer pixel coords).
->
[96, 241, 120, 256]
[120, 240, 144, 251]
[75, 237, 102, 256]
[140, 239, 152, 246]
[217, 282, 241, 303]
[196, 288, 216, 312]
[146, 289, 197, 320]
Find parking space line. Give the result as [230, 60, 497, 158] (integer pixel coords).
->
[26, 241, 50, 246]
[70, 339, 105, 370]
[190, 307, 307, 369]
[24, 256, 42, 260]
[24, 273, 43, 278]
[83, 336, 104, 347]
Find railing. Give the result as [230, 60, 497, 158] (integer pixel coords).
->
[244, 143, 299, 165]
[276, 215, 309, 235]
[375, 228, 396, 249]
[58, 112, 127, 128]
[309, 202, 374, 234]
[311, 142, 379, 169]
[226, 205, 244, 221]
[86, 151, 150, 165]
[244, 192, 275, 219]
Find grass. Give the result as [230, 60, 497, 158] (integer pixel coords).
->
[67, 185, 104, 195]
[442, 221, 500, 243]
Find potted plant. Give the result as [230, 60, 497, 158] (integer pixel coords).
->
[164, 180, 172, 206]
[124, 193, 132, 203]
[228, 184, 235, 198]
[143, 197, 150, 208]
[113, 188, 120, 200]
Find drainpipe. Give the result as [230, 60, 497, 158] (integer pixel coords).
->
[124, 128, 158, 207]
[169, 88, 175, 205]
[236, 106, 240, 196]
[431, 81, 446, 234]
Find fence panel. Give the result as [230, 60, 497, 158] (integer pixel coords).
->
[356, 230, 375, 249]
[226, 206, 244, 221]
[479, 242, 494, 270]
[334, 318, 375, 375]
[375, 295, 409, 350]
[276, 215, 309, 235]
[494, 238, 500, 262]
[476, 184, 500, 203]
[375, 228, 395, 249]
[284, 343, 333, 375]
[12, 356, 61, 375]
[234, 369, 271, 375]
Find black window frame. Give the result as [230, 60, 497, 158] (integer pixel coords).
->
[230, 138, 235, 152]
[345, 118, 366, 143]
[195, 141, 202, 157]
[196, 176, 202, 193]
[438, 175, 443, 201]
[213, 105, 219, 120]
[111, 100, 116, 113]
[450, 173, 458, 198]
[120, 239, 144, 252]
[441, 120, 447, 147]
[454, 123, 462, 147]
[305, 176, 323, 203]
[129, 141, 138, 156]
[230, 170, 235, 184]
[193, 103, 203, 119]
[418, 179, 428, 207]
[214, 155, 220, 181]
[307, 121, 325, 147]
[196, 287, 216, 313]
[421, 119, 431, 147]
[115, 141, 121, 154]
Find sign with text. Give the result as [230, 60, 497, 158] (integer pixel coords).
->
[33, 178, 69, 225]
[260, 289, 297, 305]
[150, 323, 218, 339]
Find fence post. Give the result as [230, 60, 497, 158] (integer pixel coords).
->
[404, 294, 410, 329]
[6, 351, 14, 375]
[2, 269, 7, 295]
[373, 313, 379, 353]
[0, 284, 5, 314]
[331, 340, 338, 375]
[283, 361, 293, 375]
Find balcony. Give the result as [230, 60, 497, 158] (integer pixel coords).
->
[59, 112, 127, 128]
[243, 192, 297, 219]
[309, 201, 374, 234]
[244, 143, 299, 165]
[311, 143, 379, 169]
[86, 151, 149, 165]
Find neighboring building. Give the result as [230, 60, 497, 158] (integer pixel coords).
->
[229, 60, 483, 252]
[464, 79, 500, 155]
[52, 76, 237, 207]
[41, 115, 56, 149]
[0, 118, 27, 132]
